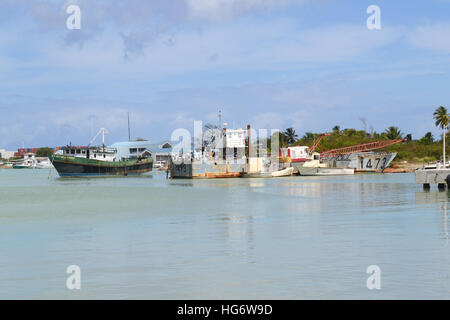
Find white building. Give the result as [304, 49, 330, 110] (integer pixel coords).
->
[109, 140, 153, 161]
[225, 129, 246, 148]
[0, 149, 16, 159]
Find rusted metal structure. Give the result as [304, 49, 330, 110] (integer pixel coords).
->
[308, 133, 331, 154]
[319, 139, 405, 158]
[169, 126, 247, 179]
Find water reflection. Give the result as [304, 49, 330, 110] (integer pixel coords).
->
[3, 171, 449, 299]
[444, 202, 448, 243]
[415, 190, 449, 242]
[248, 182, 265, 188]
[55, 174, 154, 184]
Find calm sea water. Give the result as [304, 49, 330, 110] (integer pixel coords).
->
[0, 169, 448, 299]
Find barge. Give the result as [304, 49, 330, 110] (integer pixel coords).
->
[169, 128, 247, 178]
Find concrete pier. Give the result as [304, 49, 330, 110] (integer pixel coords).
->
[415, 168, 450, 189]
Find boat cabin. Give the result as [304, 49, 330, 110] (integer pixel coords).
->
[22, 153, 37, 167]
[59, 142, 153, 162]
[60, 146, 118, 162]
[280, 146, 319, 162]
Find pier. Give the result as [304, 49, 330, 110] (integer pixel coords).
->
[415, 168, 450, 189]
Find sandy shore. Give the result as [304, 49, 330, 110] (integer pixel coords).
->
[384, 161, 423, 173]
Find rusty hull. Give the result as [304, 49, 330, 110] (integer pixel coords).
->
[170, 160, 245, 179]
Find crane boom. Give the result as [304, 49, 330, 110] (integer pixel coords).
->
[88, 128, 109, 147]
[320, 139, 405, 158]
[309, 133, 331, 154]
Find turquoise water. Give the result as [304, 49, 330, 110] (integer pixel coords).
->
[0, 169, 448, 299]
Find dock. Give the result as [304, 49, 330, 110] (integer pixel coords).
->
[415, 168, 450, 189]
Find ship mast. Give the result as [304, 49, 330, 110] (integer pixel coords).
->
[88, 128, 109, 150]
[128, 112, 131, 141]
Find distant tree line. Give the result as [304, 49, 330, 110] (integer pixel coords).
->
[273, 106, 449, 162]
[36, 147, 54, 157]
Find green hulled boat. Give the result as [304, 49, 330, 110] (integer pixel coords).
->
[12, 164, 31, 169]
[50, 153, 153, 177]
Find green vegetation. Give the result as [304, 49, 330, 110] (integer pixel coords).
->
[419, 132, 434, 144]
[433, 106, 448, 129]
[36, 147, 54, 158]
[384, 126, 403, 140]
[293, 129, 446, 162]
[282, 128, 298, 145]
[433, 106, 448, 162]
[276, 106, 449, 163]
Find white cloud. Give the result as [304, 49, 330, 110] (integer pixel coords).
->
[185, 0, 307, 21]
[9, 21, 401, 87]
[2, 1, 450, 149]
[0, 95, 168, 148]
[256, 24, 404, 63]
[410, 23, 450, 53]
[251, 112, 285, 129]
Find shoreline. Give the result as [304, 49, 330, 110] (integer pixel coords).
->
[384, 161, 424, 173]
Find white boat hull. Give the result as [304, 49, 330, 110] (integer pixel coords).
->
[271, 167, 294, 177]
[298, 167, 354, 176]
[244, 167, 294, 178]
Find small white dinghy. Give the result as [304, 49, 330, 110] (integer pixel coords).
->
[244, 167, 294, 178]
[271, 167, 294, 177]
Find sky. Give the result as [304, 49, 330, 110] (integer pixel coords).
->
[1, 0, 450, 149]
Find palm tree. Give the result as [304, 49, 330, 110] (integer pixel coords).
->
[283, 127, 298, 145]
[419, 132, 434, 145]
[384, 126, 403, 140]
[405, 133, 412, 142]
[434, 106, 449, 166]
[271, 131, 287, 148]
[279, 131, 287, 147]
[332, 125, 340, 134]
[302, 132, 315, 140]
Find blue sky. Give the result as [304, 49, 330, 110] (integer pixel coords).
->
[1, 0, 450, 149]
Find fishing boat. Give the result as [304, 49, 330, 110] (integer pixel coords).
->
[12, 163, 31, 169]
[421, 160, 450, 170]
[35, 158, 53, 169]
[51, 152, 153, 177]
[12, 153, 37, 169]
[10, 153, 53, 169]
[50, 128, 153, 177]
